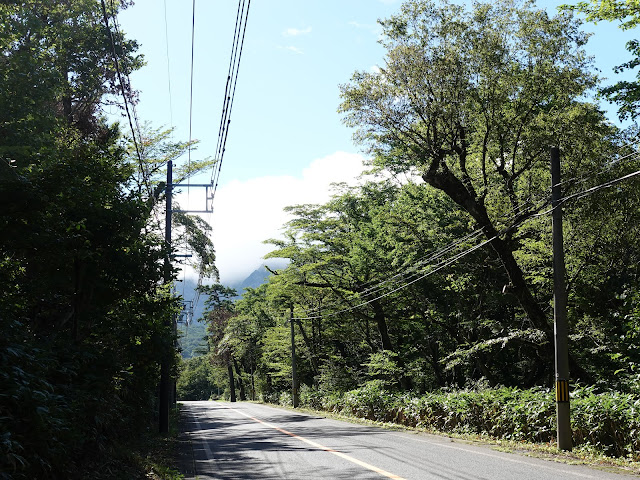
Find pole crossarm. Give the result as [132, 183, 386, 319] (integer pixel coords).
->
[170, 183, 214, 213]
[171, 183, 213, 187]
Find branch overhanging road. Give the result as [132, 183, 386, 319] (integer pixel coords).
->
[178, 401, 632, 480]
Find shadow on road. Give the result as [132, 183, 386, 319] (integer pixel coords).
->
[178, 402, 385, 479]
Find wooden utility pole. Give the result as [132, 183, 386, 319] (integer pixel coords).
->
[551, 147, 572, 451]
[290, 307, 299, 408]
[159, 160, 173, 434]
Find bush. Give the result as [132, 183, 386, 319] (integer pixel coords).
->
[571, 385, 640, 458]
[291, 384, 639, 460]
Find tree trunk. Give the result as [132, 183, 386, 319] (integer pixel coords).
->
[233, 359, 246, 401]
[295, 318, 319, 375]
[423, 168, 554, 364]
[372, 299, 393, 351]
[227, 361, 236, 402]
[426, 340, 445, 387]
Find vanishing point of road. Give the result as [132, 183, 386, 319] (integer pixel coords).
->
[177, 401, 634, 479]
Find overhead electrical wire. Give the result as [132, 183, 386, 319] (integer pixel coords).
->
[292, 230, 502, 321]
[285, 175, 555, 318]
[560, 165, 640, 204]
[292, 192, 553, 321]
[187, 0, 196, 184]
[556, 136, 640, 190]
[209, 0, 251, 205]
[291, 146, 640, 321]
[285, 173, 553, 318]
[293, 227, 488, 316]
[100, 0, 148, 190]
[288, 149, 562, 319]
[107, 0, 144, 153]
[182, 0, 197, 300]
[163, 0, 174, 130]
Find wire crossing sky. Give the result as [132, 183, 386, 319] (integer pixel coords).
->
[210, 0, 252, 207]
[116, 0, 638, 284]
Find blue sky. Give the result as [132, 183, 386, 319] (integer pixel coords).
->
[116, 0, 637, 284]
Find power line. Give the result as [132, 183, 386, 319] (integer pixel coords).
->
[100, 0, 148, 191]
[292, 227, 488, 316]
[187, 0, 196, 176]
[557, 137, 640, 191]
[209, 0, 251, 204]
[291, 191, 553, 321]
[301, 160, 640, 321]
[560, 166, 640, 204]
[182, 0, 197, 298]
[163, 0, 174, 129]
[293, 231, 499, 321]
[530, 155, 640, 220]
[285, 136, 640, 321]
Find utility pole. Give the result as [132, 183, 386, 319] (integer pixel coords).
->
[290, 307, 299, 408]
[157, 168, 212, 431]
[551, 147, 572, 451]
[159, 160, 173, 434]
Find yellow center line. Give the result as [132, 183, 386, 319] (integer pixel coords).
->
[222, 405, 406, 480]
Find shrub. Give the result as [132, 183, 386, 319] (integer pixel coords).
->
[292, 384, 639, 459]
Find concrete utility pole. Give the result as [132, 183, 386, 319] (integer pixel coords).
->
[551, 147, 572, 451]
[159, 160, 173, 434]
[290, 307, 299, 408]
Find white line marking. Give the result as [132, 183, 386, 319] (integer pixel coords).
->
[223, 404, 407, 480]
[190, 408, 214, 462]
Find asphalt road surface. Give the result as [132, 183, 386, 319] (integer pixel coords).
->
[178, 401, 634, 480]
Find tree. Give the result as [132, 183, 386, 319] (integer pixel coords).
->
[199, 284, 241, 401]
[339, 0, 620, 380]
[128, 124, 218, 280]
[0, 1, 189, 476]
[177, 356, 220, 400]
[0, 0, 142, 149]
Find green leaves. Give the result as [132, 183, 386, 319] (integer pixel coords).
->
[0, 1, 183, 477]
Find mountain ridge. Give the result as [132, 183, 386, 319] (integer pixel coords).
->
[178, 260, 286, 358]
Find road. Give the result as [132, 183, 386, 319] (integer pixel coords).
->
[178, 401, 633, 480]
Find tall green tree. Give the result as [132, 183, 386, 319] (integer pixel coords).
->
[199, 284, 242, 400]
[0, 1, 191, 477]
[339, 0, 621, 380]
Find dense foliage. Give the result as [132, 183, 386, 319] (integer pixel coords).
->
[267, 383, 640, 460]
[0, 1, 210, 477]
[176, 356, 220, 401]
[568, 0, 640, 120]
[184, 0, 640, 458]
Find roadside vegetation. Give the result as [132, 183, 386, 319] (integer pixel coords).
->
[0, 1, 212, 478]
[266, 383, 640, 463]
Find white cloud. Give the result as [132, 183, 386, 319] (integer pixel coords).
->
[205, 151, 368, 284]
[283, 26, 312, 37]
[283, 45, 304, 55]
